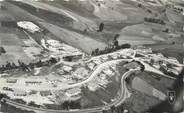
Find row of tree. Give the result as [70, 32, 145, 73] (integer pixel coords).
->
[12, 99, 82, 110]
[174, 7, 183, 13]
[28, 101, 41, 108]
[63, 101, 81, 110]
[91, 43, 131, 56]
[0, 93, 130, 113]
[144, 17, 165, 25]
[101, 105, 129, 113]
[91, 35, 131, 56]
[0, 57, 58, 73]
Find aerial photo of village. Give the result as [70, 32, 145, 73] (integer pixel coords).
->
[0, 0, 183, 113]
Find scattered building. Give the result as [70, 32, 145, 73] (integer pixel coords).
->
[65, 88, 81, 97]
[13, 89, 27, 96]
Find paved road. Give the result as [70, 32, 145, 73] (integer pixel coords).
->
[1, 49, 181, 113]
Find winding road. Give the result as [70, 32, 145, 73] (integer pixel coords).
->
[1, 59, 139, 113]
[1, 49, 181, 113]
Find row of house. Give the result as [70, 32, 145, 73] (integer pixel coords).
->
[2, 85, 52, 97]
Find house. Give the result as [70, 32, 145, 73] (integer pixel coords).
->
[63, 65, 73, 72]
[111, 54, 118, 59]
[100, 56, 109, 61]
[102, 68, 114, 76]
[46, 39, 62, 48]
[65, 88, 81, 97]
[6, 79, 17, 83]
[93, 59, 102, 65]
[87, 62, 96, 70]
[73, 67, 88, 78]
[167, 57, 180, 64]
[13, 89, 27, 96]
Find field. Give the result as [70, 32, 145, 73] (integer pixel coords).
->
[122, 89, 161, 113]
[137, 71, 175, 94]
[5, 0, 184, 58]
[0, 2, 46, 66]
[121, 69, 176, 113]
[0, 33, 30, 65]
[149, 44, 184, 63]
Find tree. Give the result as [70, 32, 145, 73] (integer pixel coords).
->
[29, 62, 34, 69]
[160, 20, 165, 25]
[140, 65, 145, 72]
[0, 94, 6, 100]
[91, 50, 95, 56]
[95, 48, 100, 55]
[0, 47, 6, 54]
[14, 99, 26, 104]
[11, 62, 17, 69]
[97, 23, 104, 32]
[28, 101, 35, 106]
[69, 101, 81, 109]
[120, 43, 131, 49]
[150, 59, 154, 65]
[114, 34, 120, 40]
[63, 101, 70, 110]
[125, 77, 131, 84]
[28, 101, 40, 108]
[1, 65, 5, 72]
[5, 61, 11, 70]
[113, 40, 119, 49]
[49, 57, 57, 64]
[166, 63, 172, 68]
[147, 9, 152, 13]
[111, 105, 115, 113]
[102, 110, 106, 113]
[113, 34, 119, 49]
[138, 3, 142, 8]
[36, 60, 43, 67]
[163, 28, 169, 33]
[144, 17, 148, 22]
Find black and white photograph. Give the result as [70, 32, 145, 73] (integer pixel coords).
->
[0, 0, 183, 113]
